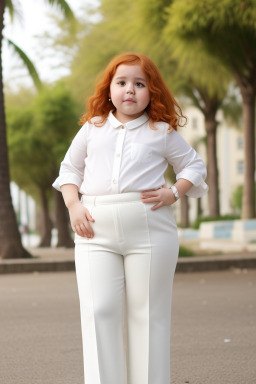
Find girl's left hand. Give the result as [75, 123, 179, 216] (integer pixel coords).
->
[141, 187, 176, 210]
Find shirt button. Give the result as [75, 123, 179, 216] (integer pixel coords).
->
[116, 153, 120, 157]
[113, 179, 117, 184]
[120, 125, 124, 129]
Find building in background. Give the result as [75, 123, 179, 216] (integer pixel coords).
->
[174, 106, 244, 224]
[10, 182, 36, 232]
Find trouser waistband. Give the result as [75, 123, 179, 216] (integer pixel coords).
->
[81, 192, 142, 205]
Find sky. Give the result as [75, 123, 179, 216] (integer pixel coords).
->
[3, 0, 99, 90]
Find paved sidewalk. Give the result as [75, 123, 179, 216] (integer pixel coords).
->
[0, 270, 255, 384]
[0, 246, 256, 274]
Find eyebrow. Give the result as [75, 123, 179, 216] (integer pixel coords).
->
[115, 76, 146, 81]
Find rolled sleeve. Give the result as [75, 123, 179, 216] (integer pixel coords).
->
[52, 173, 83, 192]
[52, 123, 88, 193]
[165, 129, 209, 198]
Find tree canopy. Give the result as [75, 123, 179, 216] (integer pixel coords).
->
[164, 0, 256, 218]
[6, 82, 78, 200]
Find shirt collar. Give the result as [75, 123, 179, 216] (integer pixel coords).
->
[108, 111, 149, 130]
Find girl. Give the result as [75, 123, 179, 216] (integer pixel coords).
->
[52, 52, 208, 384]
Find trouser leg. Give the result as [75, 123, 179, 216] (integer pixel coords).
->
[75, 237, 126, 384]
[74, 193, 179, 384]
[121, 202, 179, 384]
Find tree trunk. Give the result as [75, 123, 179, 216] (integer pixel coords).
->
[38, 187, 52, 247]
[180, 195, 189, 228]
[54, 189, 74, 247]
[241, 91, 255, 219]
[198, 91, 220, 218]
[197, 197, 202, 218]
[0, 1, 31, 259]
[232, 68, 256, 218]
[205, 114, 220, 217]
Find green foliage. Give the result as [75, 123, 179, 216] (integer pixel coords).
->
[179, 245, 195, 257]
[164, 0, 256, 77]
[7, 105, 48, 198]
[5, 0, 75, 25]
[232, 185, 243, 211]
[221, 84, 242, 129]
[5, 87, 36, 108]
[43, 0, 75, 21]
[4, 0, 76, 92]
[68, 0, 135, 106]
[163, 0, 256, 219]
[7, 39, 42, 90]
[33, 81, 79, 164]
[60, 0, 181, 106]
[191, 214, 240, 230]
[163, 2, 231, 101]
[123, 0, 173, 61]
[6, 0, 15, 22]
[164, 164, 176, 184]
[43, 0, 233, 116]
[6, 82, 78, 200]
[231, 184, 256, 211]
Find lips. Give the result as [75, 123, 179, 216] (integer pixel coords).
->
[124, 99, 135, 102]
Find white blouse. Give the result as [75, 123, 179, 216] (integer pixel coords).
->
[52, 111, 208, 198]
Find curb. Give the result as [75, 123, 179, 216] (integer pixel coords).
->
[1, 255, 256, 275]
[176, 256, 256, 273]
[0, 259, 75, 275]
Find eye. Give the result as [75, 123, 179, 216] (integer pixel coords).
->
[136, 82, 145, 87]
[118, 81, 125, 86]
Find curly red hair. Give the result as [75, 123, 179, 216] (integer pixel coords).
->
[79, 52, 187, 132]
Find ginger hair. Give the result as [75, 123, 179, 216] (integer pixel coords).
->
[79, 52, 187, 131]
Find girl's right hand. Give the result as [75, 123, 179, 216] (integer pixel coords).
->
[68, 201, 95, 238]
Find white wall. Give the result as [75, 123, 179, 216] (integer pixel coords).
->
[174, 105, 244, 222]
[10, 182, 36, 231]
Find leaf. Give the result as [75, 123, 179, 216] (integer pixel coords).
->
[46, 0, 75, 21]
[7, 39, 42, 90]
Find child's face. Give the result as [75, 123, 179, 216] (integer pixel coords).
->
[109, 64, 150, 123]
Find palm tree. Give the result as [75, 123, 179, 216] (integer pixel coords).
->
[182, 85, 223, 217]
[0, 0, 74, 258]
[165, 0, 256, 219]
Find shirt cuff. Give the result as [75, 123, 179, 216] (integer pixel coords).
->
[52, 174, 82, 192]
[176, 169, 209, 198]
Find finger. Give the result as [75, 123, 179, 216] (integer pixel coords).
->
[151, 202, 163, 210]
[141, 186, 163, 193]
[141, 190, 157, 196]
[141, 192, 159, 199]
[75, 224, 84, 237]
[84, 208, 95, 222]
[86, 212, 95, 222]
[141, 196, 159, 203]
[141, 194, 157, 201]
[80, 223, 90, 237]
[141, 188, 156, 193]
[84, 221, 94, 237]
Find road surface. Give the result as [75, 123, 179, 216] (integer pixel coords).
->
[0, 268, 255, 384]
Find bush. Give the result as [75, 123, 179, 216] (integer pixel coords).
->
[232, 184, 256, 212]
[179, 245, 195, 257]
[191, 214, 240, 230]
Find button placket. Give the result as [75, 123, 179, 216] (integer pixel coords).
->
[111, 126, 126, 193]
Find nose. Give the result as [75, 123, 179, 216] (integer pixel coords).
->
[126, 82, 135, 94]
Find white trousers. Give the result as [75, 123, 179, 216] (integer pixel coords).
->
[74, 192, 179, 384]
